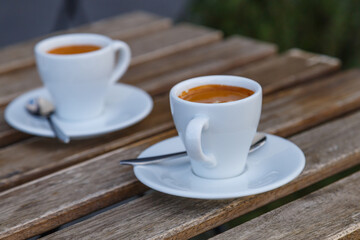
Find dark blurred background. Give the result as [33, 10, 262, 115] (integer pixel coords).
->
[0, 0, 190, 46]
[1, 0, 360, 68]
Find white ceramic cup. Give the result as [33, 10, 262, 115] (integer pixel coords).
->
[35, 33, 131, 121]
[170, 75, 262, 179]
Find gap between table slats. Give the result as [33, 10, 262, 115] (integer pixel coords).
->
[42, 109, 360, 240]
[0, 11, 172, 75]
[210, 170, 360, 240]
[1, 69, 360, 239]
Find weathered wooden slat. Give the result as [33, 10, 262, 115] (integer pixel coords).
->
[210, 172, 360, 240]
[137, 36, 276, 95]
[128, 23, 222, 66]
[121, 37, 262, 85]
[0, 107, 29, 147]
[227, 48, 340, 95]
[42, 110, 360, 240]
[260, 69, 360, 137]
[0, 11, 171, 75]
[124, 47, 339, 94]
[0, 66, 41, 108]
[0, 131, 174, 240]
[0, 24, 221, 108]
[2, 69, 360, 239]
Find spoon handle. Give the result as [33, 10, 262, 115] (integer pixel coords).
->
[47, 116, 70, 143]
[120, 133, 267, 166]
[120, 151, 188, 165]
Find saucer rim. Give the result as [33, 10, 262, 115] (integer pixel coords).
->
[134, 134, 305, 199]
[4, 83, 153, 138]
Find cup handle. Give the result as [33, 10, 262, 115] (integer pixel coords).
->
[109, 40, 131, 84]
[185, 116, 217, 167]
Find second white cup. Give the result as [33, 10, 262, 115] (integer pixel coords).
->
[170, 75, 262, 179]
[35, 33, 131, 121]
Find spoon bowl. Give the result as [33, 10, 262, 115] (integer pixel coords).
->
[26, 97, 70, 143]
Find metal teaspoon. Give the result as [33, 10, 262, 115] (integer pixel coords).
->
[26, 97, 70, 143]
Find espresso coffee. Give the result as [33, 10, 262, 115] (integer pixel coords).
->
[179, 84, 254, 103]
[48, 45, 101, 55]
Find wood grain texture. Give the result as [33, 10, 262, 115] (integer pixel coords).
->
[121, 36, 270, 85]
[2, 74, 360, 239]
[128, 23, 222, 66]
[0, 107, 29, 147]
[260, 69, 360, 137]
[137, 36, 276, 95]
[0, 130, 176, 240]
[0, 11, 171, 75]
[227, 48, 341, 95]
[42, 110, 360, 240]
[0, 24, 221, 108]
[211, 172, 360, 240]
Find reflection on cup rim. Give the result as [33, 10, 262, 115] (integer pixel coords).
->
[35, 33, 113, 59]
[170, 75, 262, 106]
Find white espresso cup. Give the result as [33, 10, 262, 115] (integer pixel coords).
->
[35, 33, 131, 121]
[170, 75, 262, 179]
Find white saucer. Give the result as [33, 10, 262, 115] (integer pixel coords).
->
[5, 83, 153, 139]
[134, 134, 305, 199]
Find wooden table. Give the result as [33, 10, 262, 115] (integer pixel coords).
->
[0, 11, 359, 240]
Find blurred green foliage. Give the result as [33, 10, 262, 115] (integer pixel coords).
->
[187, 0, 360, 68]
